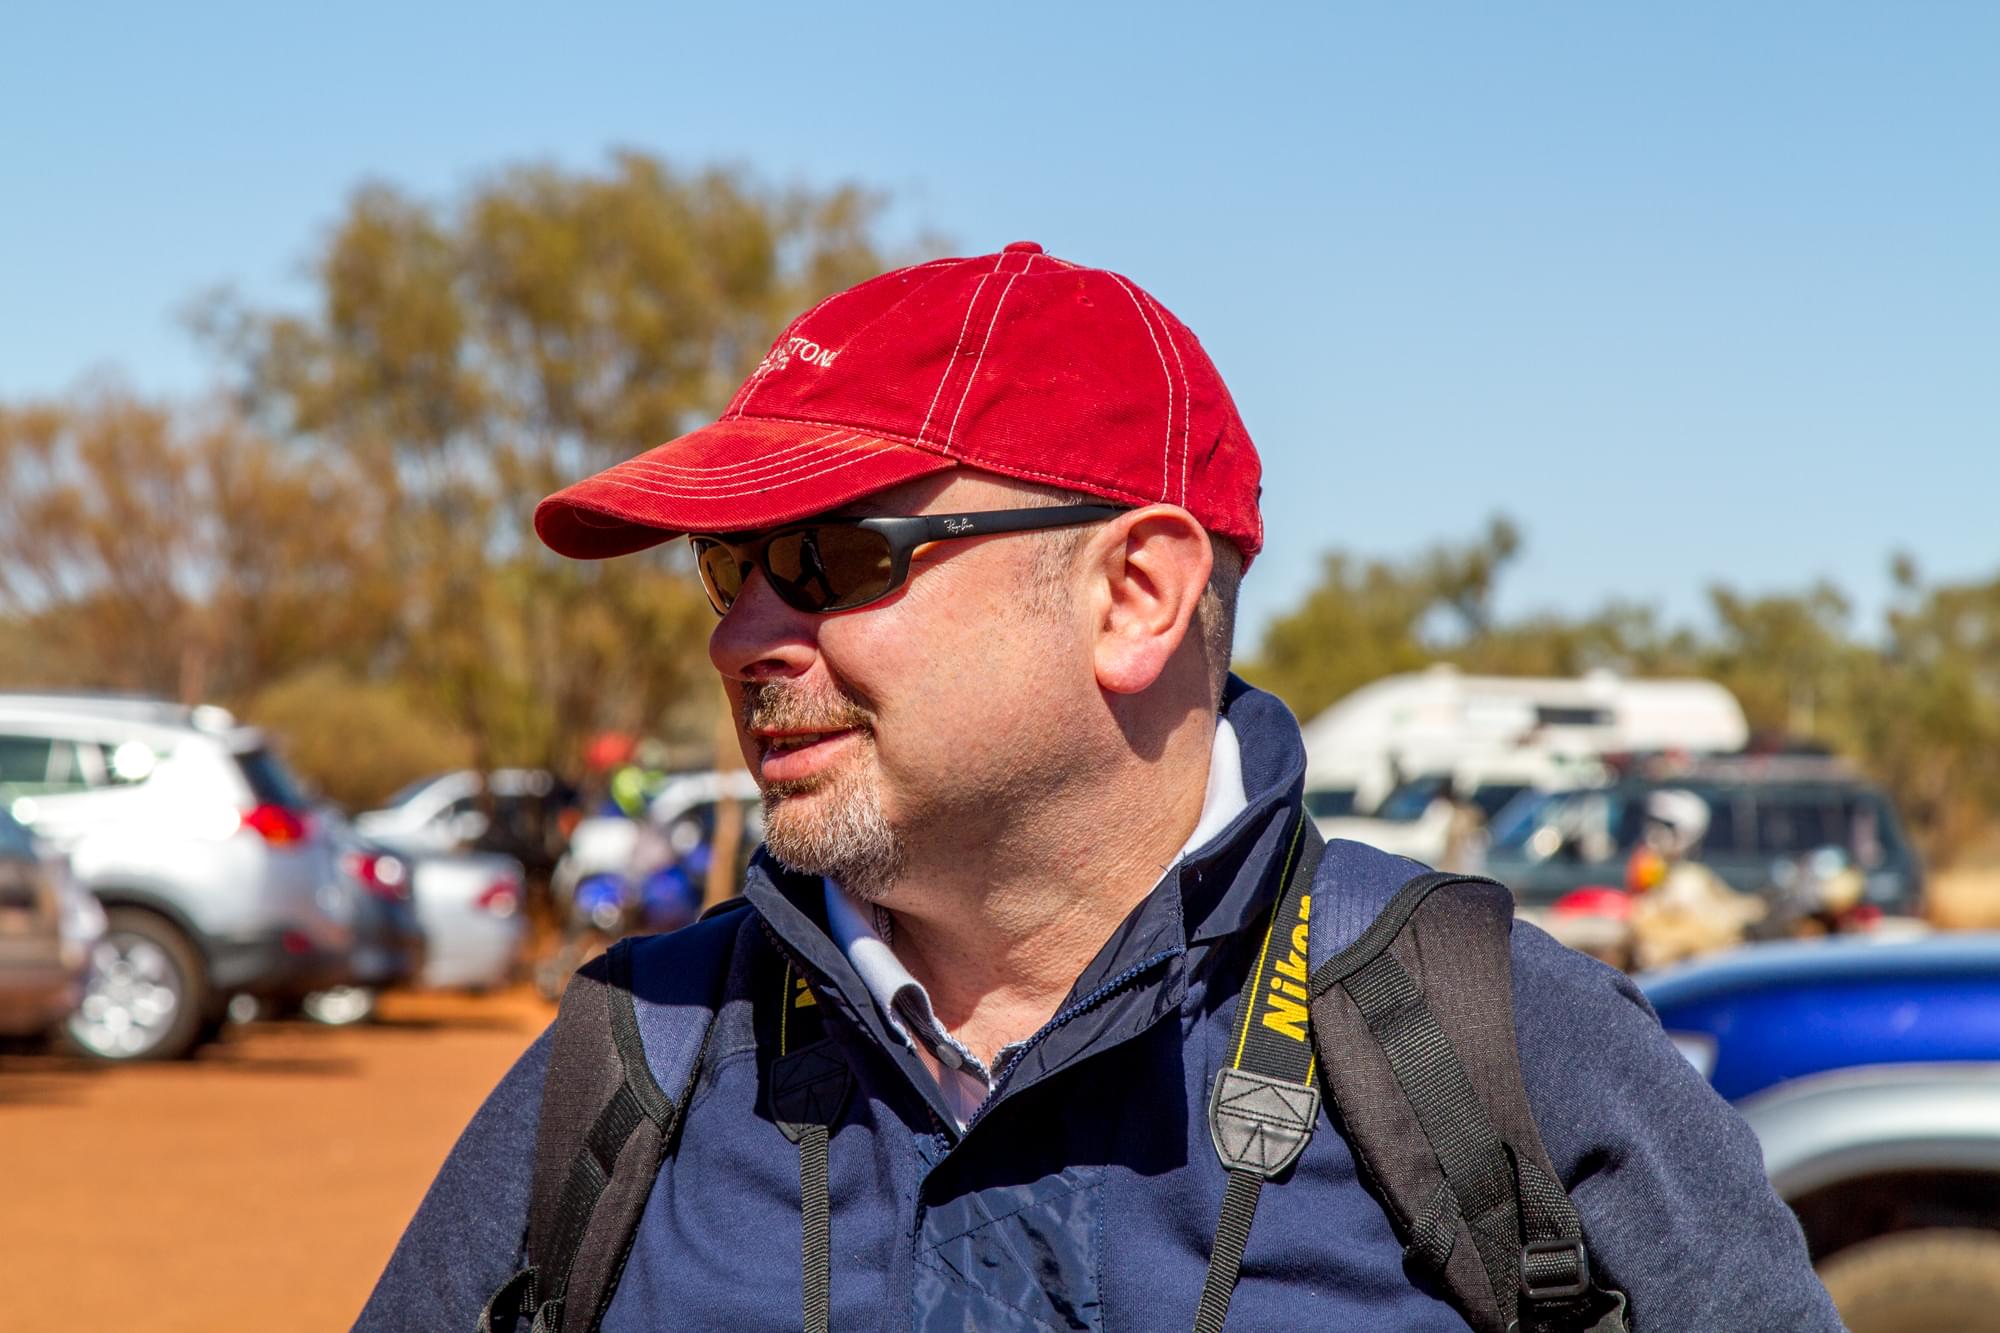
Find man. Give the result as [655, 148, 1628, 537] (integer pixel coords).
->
[360, 243, 1840, 1330]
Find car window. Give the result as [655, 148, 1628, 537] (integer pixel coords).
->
[0, 735, 93, 794]
[1304, 787, 1357, 819]
[1377, 776, 1449, 822]
[0, 808, 33, 855]
[1489, 791, 1562, 850]
[1753, 795, 1837, 854]
[90, 740, 158, 786]
[0, 735, 55, 786]
[1839, 792, 1896, 867]
[1468, 783, 1528, 822]
[1703, 793, 1740, 853]
[235, 747, 310, 809]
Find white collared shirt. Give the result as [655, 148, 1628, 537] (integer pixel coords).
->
[824, 718, 1250, 1128]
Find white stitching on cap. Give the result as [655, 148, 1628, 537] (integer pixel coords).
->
[1104, 272, 1175, 502]
[1139, 290, 1191, 507]
[915, 254, 1004, 452]
[581, 443, 913, 499]
[609, 427, 854, 477]
[944, 252, 1035, 450]
[614, 434, 873, 489]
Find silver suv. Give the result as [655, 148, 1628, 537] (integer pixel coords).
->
[0, 694, 353, 1060]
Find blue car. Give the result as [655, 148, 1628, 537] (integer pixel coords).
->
[1641, 932, 2000, 1331]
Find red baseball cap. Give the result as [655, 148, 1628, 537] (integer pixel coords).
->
[534, 242, 1263, 562]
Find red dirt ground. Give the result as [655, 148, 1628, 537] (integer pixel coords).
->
[0, 987, 553, 1332]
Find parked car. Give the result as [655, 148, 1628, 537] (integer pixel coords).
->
[0, 694, 353, 1059]
[0, 806, 103, 1039]
[1642, 933, 2000, 1330]
[539, 771, 762, 999]
[1483, 759, 1923, 912]
[355, 768, 574, 881]
[282, 813, 428, 1025]
[408, 850, 529, 992]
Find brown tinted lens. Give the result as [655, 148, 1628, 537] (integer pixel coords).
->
[692, 538, 745, 611]
[765, 525, 895, 611]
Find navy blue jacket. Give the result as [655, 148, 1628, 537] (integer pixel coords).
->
[359, 682, 1841, 1331]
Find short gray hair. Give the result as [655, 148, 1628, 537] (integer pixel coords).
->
[1025, 492, 1243, 702]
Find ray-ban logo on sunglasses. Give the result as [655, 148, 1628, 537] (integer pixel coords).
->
[943, 518, 976, 535]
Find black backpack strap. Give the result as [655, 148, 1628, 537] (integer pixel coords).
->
[1194, 814, 1326, 1333]
[1307, 871, 1628, 1333]
[480, 916, 743, 1333]
[768, 960, 852, 1333]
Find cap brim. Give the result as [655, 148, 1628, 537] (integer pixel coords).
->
[534, 418, 959, 559]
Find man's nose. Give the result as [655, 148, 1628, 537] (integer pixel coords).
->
[707, 565, 820, 683]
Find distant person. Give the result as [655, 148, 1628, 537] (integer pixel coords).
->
[359, 244, 1838, 1331]
[1626, 788, 1767, 971]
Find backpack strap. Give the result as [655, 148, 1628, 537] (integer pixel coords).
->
[480, 910, 747, 1333]
[1307, 870, 1628, 1333]
[769, 959, 852, 1333]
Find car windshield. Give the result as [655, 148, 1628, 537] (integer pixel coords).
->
[1488, 790, 1563, 850]
[236, 747, 310, 809]
[0, 808, 32, 855]
[1304, 787, 1357, 819]
[382, 774, 443, 809]
[1469, 783, 1530, 822]
[1376, 776, 1448, 822]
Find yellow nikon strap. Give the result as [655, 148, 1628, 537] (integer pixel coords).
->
[1193, 811, 1326, 1333]
[770, 960, 849, 1333]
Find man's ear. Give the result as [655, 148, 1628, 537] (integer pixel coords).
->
[1088, 505, 1213, 695]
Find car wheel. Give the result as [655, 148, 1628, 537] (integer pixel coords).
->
[300, 985, 377, 1026]
[65, 908, 210, 1062]
[1819, 1228, 2000, 1333]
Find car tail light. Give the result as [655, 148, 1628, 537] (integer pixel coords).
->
[476, 877, 522, 919]
[341, 850, 412, 902]
[242, 804, 309, 845]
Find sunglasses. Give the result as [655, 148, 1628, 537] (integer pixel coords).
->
[689, 504, 1127, 615]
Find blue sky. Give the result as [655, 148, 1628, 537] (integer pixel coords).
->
[4, 1, 1995, 645]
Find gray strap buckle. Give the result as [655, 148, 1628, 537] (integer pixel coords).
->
[1208, 1066, 1320, 1178]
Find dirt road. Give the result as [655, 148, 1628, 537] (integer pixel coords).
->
[0, 988, 553, 1332]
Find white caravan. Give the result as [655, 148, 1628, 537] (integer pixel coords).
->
[1301, 667, 1749, 864]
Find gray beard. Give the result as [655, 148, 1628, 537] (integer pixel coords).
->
[743, 677, 905, 900]
[761, 753, 905, 901]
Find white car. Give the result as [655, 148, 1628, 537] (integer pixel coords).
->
[0, 693, 354, 1059]
[409, 851, 528, 991]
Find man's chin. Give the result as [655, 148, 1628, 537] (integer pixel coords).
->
[758, 785, 904, 898]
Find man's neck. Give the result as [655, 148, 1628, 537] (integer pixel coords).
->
[864, 715, 1231, 1068]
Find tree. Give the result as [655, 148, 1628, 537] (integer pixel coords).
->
[0, 154, 900, 808]
[191, 152, 895, 783]
[0, 390, 391, 704]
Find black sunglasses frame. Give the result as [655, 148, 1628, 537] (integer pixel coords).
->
[689, 504, 1128, 615]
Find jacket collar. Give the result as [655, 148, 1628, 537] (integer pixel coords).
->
[742, 676, 1310, 1126]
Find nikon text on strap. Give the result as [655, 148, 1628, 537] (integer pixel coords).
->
[1194, 814, 1326, 1333]
[770, 959, 852, 1333]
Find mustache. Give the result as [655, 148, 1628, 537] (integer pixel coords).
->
[739, 680, 875, 734]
